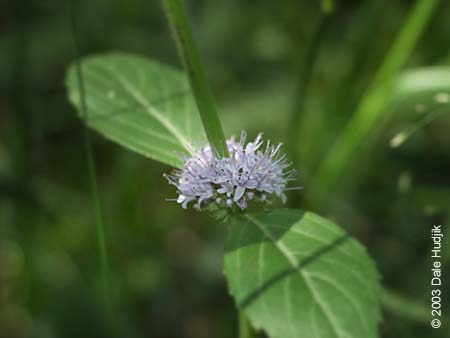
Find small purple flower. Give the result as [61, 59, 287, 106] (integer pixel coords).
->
[164, 131, 298, 211]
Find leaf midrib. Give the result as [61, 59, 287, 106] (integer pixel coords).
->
[96, 61, 196, 157]
[244, 214, 346, 338]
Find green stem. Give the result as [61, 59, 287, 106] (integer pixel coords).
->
[162, 0, 229, 157]
[69, 0, 115, 324]
[390, 106, 448, 148]
[315, 0, 440, 191]
[239, 311, 257, 338]
[382, 288, 430, 324]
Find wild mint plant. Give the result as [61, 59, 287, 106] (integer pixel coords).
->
[66, 0, 383, 337]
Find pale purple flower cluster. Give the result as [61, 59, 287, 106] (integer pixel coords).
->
[164, 131, 297, 210]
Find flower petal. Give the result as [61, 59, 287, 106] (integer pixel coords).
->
[234, 186, 246, 202]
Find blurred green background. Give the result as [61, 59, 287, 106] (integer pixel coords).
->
[1, 0, 449, 337]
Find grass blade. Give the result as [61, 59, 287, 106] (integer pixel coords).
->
[68, 0, 115, 324]
[314, 0, 440, 193]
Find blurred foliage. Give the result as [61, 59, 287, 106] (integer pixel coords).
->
[1, 0, 450, 337]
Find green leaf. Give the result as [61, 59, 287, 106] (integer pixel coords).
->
[224, 209, 381, 338]
[388, 67, 450, 148]
[390, 66, 450, 114]
[66, 52, 206, 168]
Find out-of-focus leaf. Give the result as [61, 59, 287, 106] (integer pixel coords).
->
[224, 209, 381, 338]
[388, 67, 450, 147]
[314, 0, 440, 191]
[66, 52, 206, 168]
[390, 66, 450, 115]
